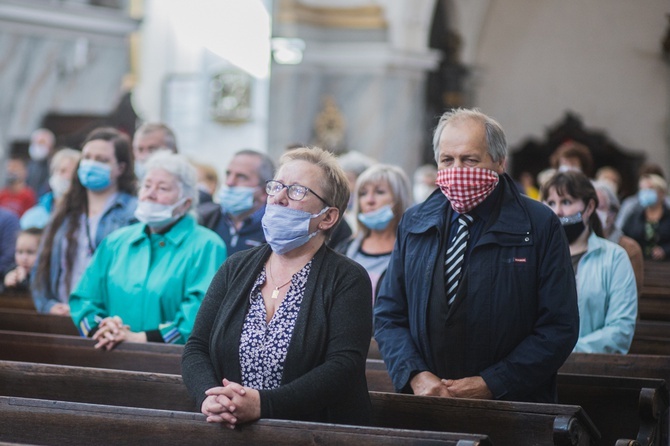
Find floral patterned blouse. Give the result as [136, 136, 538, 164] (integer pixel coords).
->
[239, 261, 312, 389]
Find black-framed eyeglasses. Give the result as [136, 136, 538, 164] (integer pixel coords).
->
[265, 180, 331, 207]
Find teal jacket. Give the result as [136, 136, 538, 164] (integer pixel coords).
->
[574, 232, 637, 354]
[70, 215, 227, 344]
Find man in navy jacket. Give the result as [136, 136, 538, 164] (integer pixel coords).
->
[374, 108, 579, 403]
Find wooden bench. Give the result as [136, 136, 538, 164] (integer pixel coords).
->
[557, 373, 668, 446]
[0, 291, 34, 311]
[0, 330, 183, 374]
[0, 331, 657, 444]
[0, 362, 600, 446]
[0, 396, 489, 446]
[0, 308, 78, 335]
[629, 320, 670, 355]
[638, 261, 670, 322]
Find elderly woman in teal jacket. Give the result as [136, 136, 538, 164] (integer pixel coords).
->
[70, 151, 226, 349]
[543, 171, 637, 354]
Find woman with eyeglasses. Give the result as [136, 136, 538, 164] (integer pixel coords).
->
[542, 171, 637, 353]
[183, 147, 373, 427]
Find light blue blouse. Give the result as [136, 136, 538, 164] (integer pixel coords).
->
[574, 232, 637, 354]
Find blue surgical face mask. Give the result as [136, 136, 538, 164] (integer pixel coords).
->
[638, 188, 658, 209]
[78, 160, 112, 191]
[219, 186, 256, 216]
[134, 161, 146, 181]
[262, 204, 328, 255]
[358, 204, 395, 231]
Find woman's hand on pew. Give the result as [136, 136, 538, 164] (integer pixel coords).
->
[92, 316, 147, 350]
[49, 303, 70, 316]
[441, 376, 493, 399]
[203, 379, 261, 428]
[410, 371, 452, 397]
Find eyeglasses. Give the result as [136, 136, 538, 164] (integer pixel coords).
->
[265, 180, 331, 207]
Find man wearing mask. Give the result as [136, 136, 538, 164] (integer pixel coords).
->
[132, 122, 178, 180]
[26, 128, 55, 196]
[199, 149, 275, 255]
[374, 108, 579, 403]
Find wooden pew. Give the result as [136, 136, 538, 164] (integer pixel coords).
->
[629, 320, 670, 355]
[0, 362, 599, 446]
[0, 396, 489, 446]
[560, 353, 670, 384]
[0, 331, 656, 445]
[0, 308, 78, 335]
[557, 373, 668, 446]
[0, 291, 35, 311]
[0, 330, 183, 374]
[638, 261, 670, 322]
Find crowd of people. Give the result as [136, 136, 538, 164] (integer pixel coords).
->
[0, 107, 666, 425]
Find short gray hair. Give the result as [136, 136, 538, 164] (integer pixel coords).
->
[234, 149, 275, 184]
[134, 122, 178, 152]
[432, 108, 507, 164]
[338, 151, 377, 177]
[593, 180, 620, 212]
[144, 150, 198, 210]
[353, 164, 412, 235]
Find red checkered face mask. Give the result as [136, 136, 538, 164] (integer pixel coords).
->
[436, 167, 500, 213]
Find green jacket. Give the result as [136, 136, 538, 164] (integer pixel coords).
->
[70, 215, 226, 344]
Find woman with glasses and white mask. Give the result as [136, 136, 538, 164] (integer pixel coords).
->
[337, 164, 411, 299]
[32, 128, 137, 315]
[183, 147, 372, 428]
[542, 171, 637, 353]
[69, 151, 226, 349]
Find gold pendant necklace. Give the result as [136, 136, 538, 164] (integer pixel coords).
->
[268, 262, 292, 299]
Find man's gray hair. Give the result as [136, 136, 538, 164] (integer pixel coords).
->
[432, 108, 507, 164]
[234, 149, 275, 184]
[144, 150, 198, 209]
[134, 122, 178, 152]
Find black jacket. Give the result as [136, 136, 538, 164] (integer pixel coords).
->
[374, 174, 580, 403]
[182, 243, 372, 424]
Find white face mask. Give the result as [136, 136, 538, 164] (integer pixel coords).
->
[29, 143, 50, 161]
[134, 197, 187, 230]
[48, 175, 71, 199]
[596, 209, 609, 231]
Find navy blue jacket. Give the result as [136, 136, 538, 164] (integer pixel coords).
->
[374, 173, 579, 403]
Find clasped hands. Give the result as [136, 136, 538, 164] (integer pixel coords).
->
[201, 379, 261, 429]
[92, 316, 146, 350]
[410, 371, 493, 399]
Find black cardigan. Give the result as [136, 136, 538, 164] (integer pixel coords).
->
[182, 243, 372, 425]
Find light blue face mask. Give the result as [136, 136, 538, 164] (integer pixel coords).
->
[219, 186, 256, 216]
[78, 160, 112, 191]
[638, 188, 658, 209]
[261, 204, 328, 255]
[358, 204, 395, 231]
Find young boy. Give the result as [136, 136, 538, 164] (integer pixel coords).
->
[3, 227, 42, 291]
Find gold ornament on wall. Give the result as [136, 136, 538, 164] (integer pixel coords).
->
[314, 95, 346, 154]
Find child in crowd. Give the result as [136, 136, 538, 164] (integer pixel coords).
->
[0, 157, 37, 217]
[3, 227, 42, 292]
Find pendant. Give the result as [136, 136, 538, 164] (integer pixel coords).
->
[271, 288, 280, 299]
